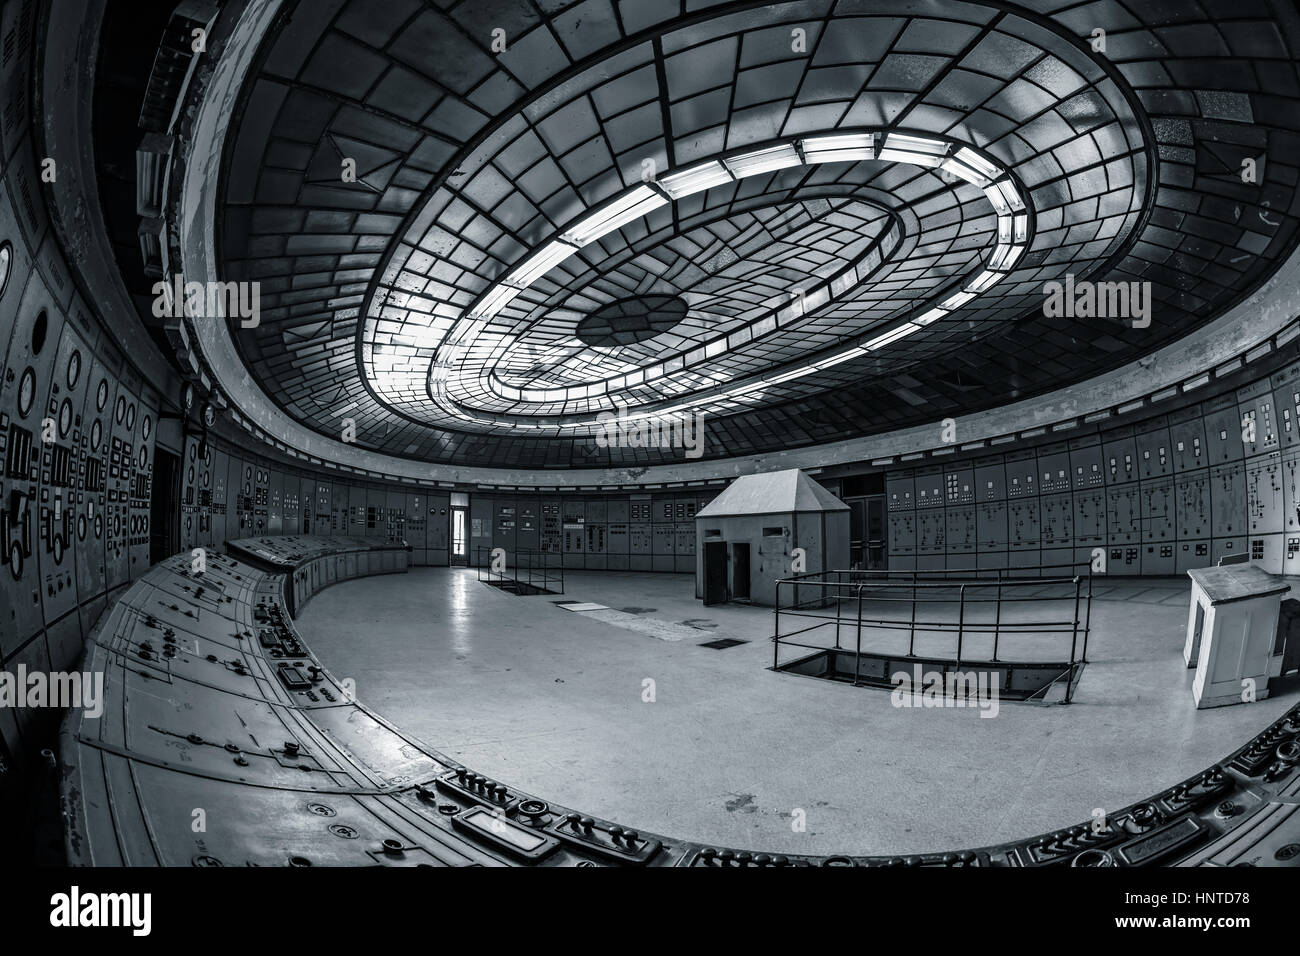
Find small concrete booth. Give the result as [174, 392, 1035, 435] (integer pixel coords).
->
[695, 469, 849, 607]
[1184, 563, 1290, 708]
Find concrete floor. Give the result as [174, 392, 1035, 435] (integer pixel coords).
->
[299, 568, 1300, 856]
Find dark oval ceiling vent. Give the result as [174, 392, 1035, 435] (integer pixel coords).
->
[575, 294, 688, 347]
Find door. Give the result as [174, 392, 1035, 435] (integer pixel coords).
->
[703, 541, 727, 605]
[732, 543, 750, 600]
[450, 506, 468, 566]
[866, 495, 887, 569]
[151, 447, 180, 565]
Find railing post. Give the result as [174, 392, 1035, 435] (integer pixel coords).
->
[1081, 569, 1093, 663]
[853, 584, 864, 687]
[956, 584, 966, 672]
[773, 580, 782, 670]
[907, 575, 918, 657]
[834, 578, 843, 650]
[1066, 577, 1082, 704]
[992, 568, 1003, 662]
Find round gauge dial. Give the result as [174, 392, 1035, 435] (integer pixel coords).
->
[201, 471, 210, 488]
[188, 444, 196, 461]
[8, 541, 21, 580]
[125, 403, 136, 430]
[182, 382, 196, 413]
[96, 379, 108, 411]
[138, 446, 148, 469]
[187, 466, 194, 484]
[91, 419, 102, 451]
[142, 414, 152, 440]
[67, 350, 81, 389]
[58, 398, 72, 438]
[77, 514, 87, 541]
[52, 535, 63, 565]
[94, 514, 102, 538]
[115, 396, 125, 424]
[202, 402, 216, 428]
[0, 241, 12, 300]
[17, 366, 35, 418]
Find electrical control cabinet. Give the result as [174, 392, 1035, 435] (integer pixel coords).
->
[1072, 488, 1106, 546]
[1244, 454, 1283, 535]
[268, 469, 284, 534]
[1210, 462, 1247, 538]
[1102, 430, 1138, 486]
[1168, 406, 1207, 472]
[1039, 492, 1073, 549]
[73, 355, 112, 625]
[38, 318, 91, 630]
[1036, 445, 1071, 495]
[1270, 362, 1300, 448]
[1068, 439, 1104, 490]
[916, 508, 945, 555]
[1007, 496, 1039, 551]
[1004, 452, 1036, 500]
[1139, 476, 1175, 543]
[1134, 421, 1172, 480]
[944, 504, 975, 554]
[1105, 484, 1141, 544]
[913, 467, 943, 511]
[886, 472, 915, 560]
[1202, 397, 1245, 463]
[1174, 470, 1210, 539]
[1238, 380, 1281, 458]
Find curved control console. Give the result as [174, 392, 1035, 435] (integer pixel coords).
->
[60, 536, 1300, 867]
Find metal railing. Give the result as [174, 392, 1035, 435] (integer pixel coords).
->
[474, 546, 565, 594]
[773, 565, 1091, 702]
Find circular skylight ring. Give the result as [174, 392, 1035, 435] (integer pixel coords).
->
[412, 130, 1032, 430]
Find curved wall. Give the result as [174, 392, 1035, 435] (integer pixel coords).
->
[6, 0, 1300, 838]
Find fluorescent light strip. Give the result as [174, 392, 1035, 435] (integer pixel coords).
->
[800, 132, 875, 163]
[470, 284, 520, 320]
[723, 143, 800, 178]
[964, 270, 1003, 294]
[940, 155, 991, 187]
[863, 323, 920, 351]
[657, 160, 732, 199]
[506, 239, 578, 288]
[939, 289, 976, 310]
[561, 184, 667, 247]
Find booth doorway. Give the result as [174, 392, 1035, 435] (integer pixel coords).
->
[731, 543, 751, 601]
[703, 541, 728, 605]
[450, 506, 468, 566]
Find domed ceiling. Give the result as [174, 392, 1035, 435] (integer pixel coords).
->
[217, 0, 1300, 468]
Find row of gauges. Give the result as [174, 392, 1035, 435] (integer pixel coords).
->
[75, 513, 103, 541]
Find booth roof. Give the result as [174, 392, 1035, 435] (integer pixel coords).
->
[695, 469, 849, 518]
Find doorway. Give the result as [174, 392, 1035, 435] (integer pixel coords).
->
[703, 541, 727, 605]
[731, 543, 750, 601]
[847, 494, 887, 570]
[151, 446, 180, 565]
[450, 506, 468, 566]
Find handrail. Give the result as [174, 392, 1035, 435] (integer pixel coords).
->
[473, 546, 565, 594]
[773, 567, 1090, 701]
